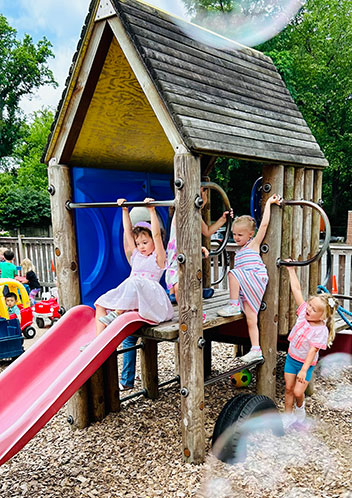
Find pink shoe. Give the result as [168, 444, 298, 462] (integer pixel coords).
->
[202, 312, 207, 324]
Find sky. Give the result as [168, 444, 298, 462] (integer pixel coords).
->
[0, 0, 185, 118]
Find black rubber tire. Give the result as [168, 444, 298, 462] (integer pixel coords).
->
[36, 317, 45, 328]
[23, 326, 36, 339]
[212, 394, 282, 463]
[212, 394, 253, 445]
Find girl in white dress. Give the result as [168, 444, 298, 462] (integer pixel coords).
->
[95, 198, 173, 335]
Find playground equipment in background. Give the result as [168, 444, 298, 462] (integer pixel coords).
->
[33, 296, 65, 329]
[0, 279, 35, 340]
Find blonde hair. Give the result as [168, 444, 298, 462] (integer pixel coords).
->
[232, 215, 256, 232]
[309, 293, 339, 347]
[21, 258, 35, 274]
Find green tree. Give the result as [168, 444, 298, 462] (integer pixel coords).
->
[259, 0, 352, 234]
[0, 14, 57, 165]
[0, 109, 53, 231]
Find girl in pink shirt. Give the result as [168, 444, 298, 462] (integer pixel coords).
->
[283, 264, 338, 427]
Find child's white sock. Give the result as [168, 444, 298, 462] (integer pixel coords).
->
[251, 346, 261, 351]
[230, 299, 240, 306]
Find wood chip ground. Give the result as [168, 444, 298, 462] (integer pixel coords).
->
[0, 327, 351, 497]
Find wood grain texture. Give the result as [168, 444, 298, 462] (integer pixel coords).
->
[257, 164, 284, 400]
[174, 149, 205, 464]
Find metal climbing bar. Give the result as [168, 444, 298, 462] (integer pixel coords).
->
[277, 199, 331, 267]
[66, 199, 175, 210]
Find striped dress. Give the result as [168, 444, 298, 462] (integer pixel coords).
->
[229, 243, 268, 314]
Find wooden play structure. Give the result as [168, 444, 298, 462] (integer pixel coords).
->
[44, 0, 329, 463]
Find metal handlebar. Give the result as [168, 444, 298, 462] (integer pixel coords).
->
[66, 200, 175, 210]
[201, 181, 232, 257]
[277, 199, 331, 267]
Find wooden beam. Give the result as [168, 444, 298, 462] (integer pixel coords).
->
[257, 164, 284, 399]
[140, 339, 159, 399]
[289, 167, 304, 329]
[174, 145, 205, 464]
[301, 169, 314, 297]
[59, 21, 113, 164]
[48, 161, 85, 428]
[310, 169, 323, 294]
[278, 166, 294, 336]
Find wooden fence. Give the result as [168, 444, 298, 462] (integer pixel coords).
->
[211, 242, 352, 311]
[0, 237, 56, 289]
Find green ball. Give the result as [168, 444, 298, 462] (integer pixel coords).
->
[231, 369, 252, 388]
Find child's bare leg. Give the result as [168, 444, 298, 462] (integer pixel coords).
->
[95, 304, 107, 335]
[243, 302, 260, 347]
[174, 283, 179, 303]
[284, 373, 296, 412]
[228, 272, 240, 300]
[293, 380, 308, 408]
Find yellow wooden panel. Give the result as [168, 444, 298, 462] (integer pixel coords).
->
[71, 37, 174, 172]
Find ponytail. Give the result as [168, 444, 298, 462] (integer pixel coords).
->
[315, 293, 339, 347]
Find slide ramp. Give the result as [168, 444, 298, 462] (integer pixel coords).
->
[0, 306, 151, 466]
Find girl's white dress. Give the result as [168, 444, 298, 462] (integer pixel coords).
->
[95, 249, 174, 323]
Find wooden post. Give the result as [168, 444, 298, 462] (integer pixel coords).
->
[47, 161, 86, 428]
[140, 339, 159, 399]
[310, 169, 323, 295]
[289, 168, 304, 329]
[257, 164, 284, 400]
[89, 366, 106, 422]
[47, 161, 81, 310]
[278, 166, 294, 336]
[301, 169, 314, 298]
[103, 350, 120, 413]
[174, 145, 204, 464]
[66, 384, 89, 429]
[202, 175, 211, 289]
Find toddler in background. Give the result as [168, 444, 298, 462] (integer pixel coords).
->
[20, 258, 41, 304]
[0, 250, 18, 279]
[5, 292, 21, 321]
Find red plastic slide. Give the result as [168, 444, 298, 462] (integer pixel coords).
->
[0, 305, 152, 466]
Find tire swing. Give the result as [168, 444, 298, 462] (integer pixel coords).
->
[211, 394, 283, 464]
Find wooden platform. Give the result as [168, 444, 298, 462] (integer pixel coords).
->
[136, 289, 244, 341]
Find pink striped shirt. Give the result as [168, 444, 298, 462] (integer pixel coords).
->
[288, 302, 328, 365]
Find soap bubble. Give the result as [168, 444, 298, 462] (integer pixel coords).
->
[149, 0, 306, 48]
[317, 353, 352, 381]
[200, 411, 335, 497]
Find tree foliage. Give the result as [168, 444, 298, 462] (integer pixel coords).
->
[0, 109, 53, 230]
[0, 14, 57, 164]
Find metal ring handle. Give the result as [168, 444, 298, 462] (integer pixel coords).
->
[66, 200, 175, 209]
[277, 199, 331, 267]
[201, 181, 232, 257]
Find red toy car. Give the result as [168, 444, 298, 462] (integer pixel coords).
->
[32, 297, 65, 328]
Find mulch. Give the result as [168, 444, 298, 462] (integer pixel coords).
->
[0, 333, 351, 498]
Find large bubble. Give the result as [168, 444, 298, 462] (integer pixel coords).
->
[316, 353, 352, 412]
[200, 411, 337, 497]
[148, 0, 306, 49]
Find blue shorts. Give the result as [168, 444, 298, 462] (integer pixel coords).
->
[284, 353, 315, 382]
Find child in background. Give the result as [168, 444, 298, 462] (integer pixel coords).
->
[20, 258, 41, 304]
[217, 194, 282, 363]
[283, 263, 337, 428]
[166, 185, 233, 303]
[0, 247, 9, 262]
[5, 292, 21, 321]
[0, 250, 18, 279]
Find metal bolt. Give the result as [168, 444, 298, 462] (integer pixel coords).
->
[180, 387, 189, 397]
[260, 301, 267, 311]
[194, 195, 203, 208]
[67, 415, 74, 425]
[263, 183, 272, 193]
[65, 201, 72, 210]
[261, 243, 269, 254]
[198, 338, 206, 348]
[177, 253, 186, 264]
[47, 184, 55, 195]
[174, 178, 184, 189]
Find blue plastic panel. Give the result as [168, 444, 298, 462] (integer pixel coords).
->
[71, 168, 173, 307]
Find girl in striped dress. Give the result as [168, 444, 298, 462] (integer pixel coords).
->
[217, 194, 282, 362]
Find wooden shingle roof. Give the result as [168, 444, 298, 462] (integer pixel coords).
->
[44, 0, 328, 168]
